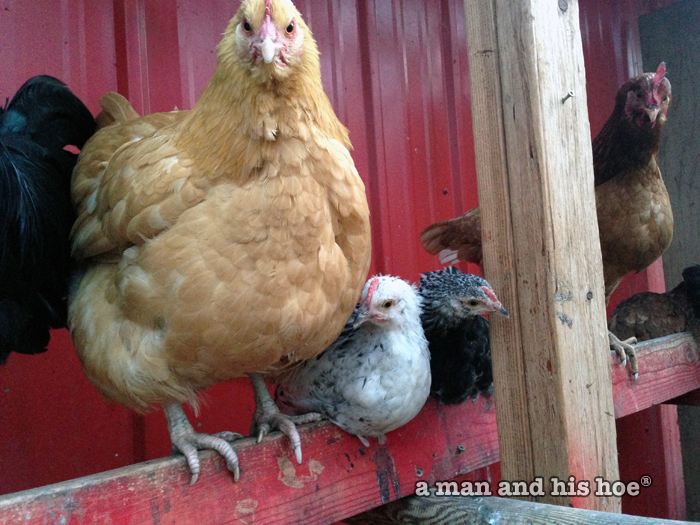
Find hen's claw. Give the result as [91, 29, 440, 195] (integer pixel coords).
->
[608, 331, 639, 380]
[253, 411, 323, 463]
[163, 403, 242, 484]
[249, 373, 322, 463]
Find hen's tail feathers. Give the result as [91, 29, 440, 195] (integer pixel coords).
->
[2, 75, 96, 159]
[419, 207, 483, 266]
[682, 265, 700, 343]
[96, 92, 140, 129]
[0, 299, 55, 364]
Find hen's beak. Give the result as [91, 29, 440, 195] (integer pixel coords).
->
[644, 105, 660, 124]
[258, 36, 277, 64]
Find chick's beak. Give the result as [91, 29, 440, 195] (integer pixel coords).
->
[353, 308, 372, 329]
[484, 300, 509, 319]
[353, 306, 387, 328]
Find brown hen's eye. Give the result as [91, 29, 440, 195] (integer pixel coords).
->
[243, 20, 251, 32]
[636, 92, 643, 99]
[286, 22, 294, 34]
[663, 96, 668, 102]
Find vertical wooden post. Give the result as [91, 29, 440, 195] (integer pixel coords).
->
[463, 0, 620, 512]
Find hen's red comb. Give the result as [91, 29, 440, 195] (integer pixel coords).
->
[482, 286, 500, 305]
[363, 277, 380, 306]
[652, 62, 666, 88]
[265, 0, 272, 16]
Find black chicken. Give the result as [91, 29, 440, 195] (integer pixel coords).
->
[0, 75, 95, 363]
[419, 266, 509, 405]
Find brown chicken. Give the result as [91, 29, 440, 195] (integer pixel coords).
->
[421, 64, 673, 378]
[69, 0, 371, 484]
[609, 265, 700, 344]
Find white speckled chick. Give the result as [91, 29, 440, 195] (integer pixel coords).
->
[275, 275, 430, 446]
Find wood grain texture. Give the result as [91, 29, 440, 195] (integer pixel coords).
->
[463, 0, 618, 511]
[0, 398, 499, 525]
[613, 333, 700, 417]
[0, 334, 698, 523]
[345, 492, 695, 525]
[461, 0, 531, 495]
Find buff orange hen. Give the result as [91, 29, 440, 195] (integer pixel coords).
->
[69, 0, 371, 484]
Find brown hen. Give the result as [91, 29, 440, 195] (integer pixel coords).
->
[420, 64, 673, 378]
[609, 265, 700, 345]
[69, 0, 371, 484]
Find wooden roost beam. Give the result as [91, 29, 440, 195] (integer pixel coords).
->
[463, 0, 620, 512]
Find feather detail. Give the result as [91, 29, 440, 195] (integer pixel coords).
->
[96, 92, 140, 129]
[608, 264, 700, 345]
[0, 75, 95, 362]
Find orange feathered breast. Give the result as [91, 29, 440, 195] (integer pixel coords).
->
[68, 7, 371, 411]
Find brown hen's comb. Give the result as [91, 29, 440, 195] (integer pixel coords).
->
[653, 62, 666, 88]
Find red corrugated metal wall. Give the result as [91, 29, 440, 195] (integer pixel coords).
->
[0, 0, 683, 517]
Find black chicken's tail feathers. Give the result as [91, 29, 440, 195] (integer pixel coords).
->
[0, 299, 51, 364]
[1, 75, 96, 153]
[0, 76, 95, 363]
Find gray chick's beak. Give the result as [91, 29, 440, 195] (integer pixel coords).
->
[497, 305, 510, 319]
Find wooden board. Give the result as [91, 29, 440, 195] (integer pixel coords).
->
[463, 0, 619, 511]
[613, 333, 700, 417]
[0, 334, 697, 524]
[0, 399, 499, 525]
[346, 492, 695, 525]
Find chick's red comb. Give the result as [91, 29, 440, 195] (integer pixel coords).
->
[653, 62, 666, 89]
[362, 277, 380, 307]
[482, 286, 500, 305]
[265, 0, 272, 16]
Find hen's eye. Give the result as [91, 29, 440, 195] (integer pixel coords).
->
[382, 300, 395, 309]
[243, 20, 251, 32]
[636, 92, 643, 99]
[467, 300, 480, 307]
[286, 22, 294, 34]
[663, 96, 668, 102]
